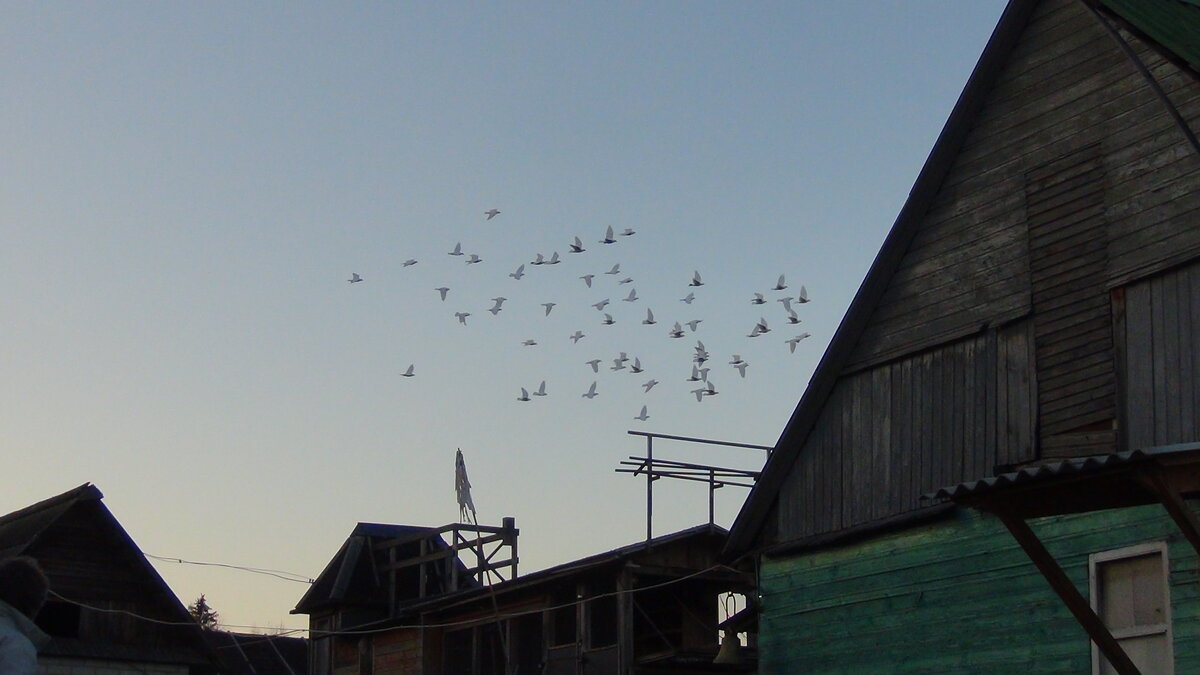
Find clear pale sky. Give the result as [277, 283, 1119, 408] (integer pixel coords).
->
[2, 2, 1007, 632]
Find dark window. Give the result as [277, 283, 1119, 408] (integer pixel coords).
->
[444, 628, 473, 673]
[588, 594, 618, 649]
[550, 600, 577, 646]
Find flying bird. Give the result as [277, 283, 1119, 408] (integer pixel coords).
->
[733, 361, 749, 378]
[570, 330, 585, 343]
[643, 379, 659, 393]
[465, 254, 482, 264]
[531, 253, 546, 266]
[569, 237, 585, 254]
[680, 292, 695, 304]
[634, 405, 649, 421]
[582, 381, 599, 399]
[605, 263, 621, 275]
[488, 297, 507, 315]
[691, 387, 707, 402]
[623, 288, 638, 302]
[401, 364, 415, 377]
[600, 226, 616, 244]
[542, 302, 556, 316]
[689, 271, 704, 287]
[786, 333, 812, 353]
[685, 319, 702, 332]
[593, 299, 610, 311]
[510, 264, 526, 280]
[449, 242, 463, 256]
[778, 296, 794, 311]
[485, 209, 501, 220]
[797, 285, 810, 303]
[730, 354, 744, 365]
[748, 317, 770, 337]
[630, 357, 644, 373]
[522, 339, 538, 346]
[436, 287, 450, 301]
[533, 380, 547, 397]
[614, 352, 629, 364]
[705, 380, 718, 396]
[751, 293, 766, 305]
[586, 359, 601, 373]
[642, 308, 656, 325]
[787, 308, 801, 324]
[669, 322, 685, 339]
[546, 251, 561, 265]
[518, 387, 531, 401]
[581, 274, 595, 288]
[402, 259, 418, 267]
[618, 277, 633, 285]
[601, 313, 615, 326]
[620, 228, 636, 237]
[455, 312, 470, 325]
[688, 365, 703, 382]
[773, 274, 787, 291]
[348, 273, 363, 283]
[610, 359, 626, 372]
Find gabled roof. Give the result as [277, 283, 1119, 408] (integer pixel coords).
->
[1100, 0, 1200, 77]
[0, 482, 101, 559]
[723, 0, 1042, 556]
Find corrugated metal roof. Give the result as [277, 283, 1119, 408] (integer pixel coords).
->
[924, 442, 1200, 502]
[1102, 0, 1200, 74]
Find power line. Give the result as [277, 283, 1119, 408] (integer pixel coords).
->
[144, 552, 314, 584]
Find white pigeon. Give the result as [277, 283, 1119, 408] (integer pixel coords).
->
[618, 277, 634, 285]
[773, 274, 787, 291]
[348, 273, 363, 283]
[600, 226, 616, 244]
[593, 299, 610, 311]
[465, 253, 482, 264]
[531, 253, 546, 266]
[546, 251, 561, 265]
[602, 313, 615, 325]
[669, 322, 685, 338]
[586, 359, 601, 373]
[570, 236, 585, 253]
[455, 312, 470, 325]
[401, 364, 415, 377]
[570, 330, 585, 343]
[518, 387, 530, 401]
[786, 333, 812, 353]
[605, 263, 621, 275]
[436, 287, 450, 301]
[522, 339, 537, 346]
[630, 357, 644, 373]
[542, 302, 556, 316]
[634, 405, 649, 421]
[798, 285, 810, 303]
[581, 274, 595, 288]
[642, 308, 656, 325]
[610, 359, 626, 372]
[485, 209, 501, 220]
[533, 380, 547, 396]
[582, 381, 599, 399]
[778, 296, 794, 311]
[751, 293, 766, 305]
[787, 308, 801, 324]
[643, 379, 659, 393]
[689, 270, 704, 287]
[449, 242, 463, 256]
[685, 319, 702, 332]
[510, 264, 526, 280]
[733, 361, 749, 378]
[623, 288, 638, 302]
[620, 228, 636, 237]
[681, 292, 695, 304]
[402, 259, 418, 267]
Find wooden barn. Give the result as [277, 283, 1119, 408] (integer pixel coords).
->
[725, 0, 1200, 672]
[0, 483, 222, 674]
[294, 521, 754, 674]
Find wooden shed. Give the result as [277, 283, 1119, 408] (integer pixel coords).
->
[725, 0, 1200, 672]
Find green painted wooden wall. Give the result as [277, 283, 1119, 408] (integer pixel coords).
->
[759, 505, 1199, 673]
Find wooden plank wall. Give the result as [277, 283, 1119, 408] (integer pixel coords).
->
[1120, 260, 1200, 450]
[777, 321, 1034, 540]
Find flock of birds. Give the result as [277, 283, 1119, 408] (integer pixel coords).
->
[348, 210, 813, 423]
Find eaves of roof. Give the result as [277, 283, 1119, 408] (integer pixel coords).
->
[723, 0, 1040, 558]
[1100, 0, 1200, 78]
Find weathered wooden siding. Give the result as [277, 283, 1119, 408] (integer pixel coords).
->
[760, 506, 1200, 674]
[846, 0, 1200, 372]
[1120, 259, 1200, 450]
[777, 321, 1034, 540]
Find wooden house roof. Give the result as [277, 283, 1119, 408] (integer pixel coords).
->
[725, 0, 1200, 556]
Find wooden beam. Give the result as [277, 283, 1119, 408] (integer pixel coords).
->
[992, 508, 1140, 675]
[1140, 467, 1200, 556]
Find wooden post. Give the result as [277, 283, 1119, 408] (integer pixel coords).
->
[993, 508, 1140, 675]
[646, 435, 654, 547]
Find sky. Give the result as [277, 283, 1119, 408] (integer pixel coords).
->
[1, 1, 1008, 633]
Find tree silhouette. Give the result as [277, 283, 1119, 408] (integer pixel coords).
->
[188, 594, 219, 630]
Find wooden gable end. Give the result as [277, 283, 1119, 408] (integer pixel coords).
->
[770, 0, 1200, 545]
